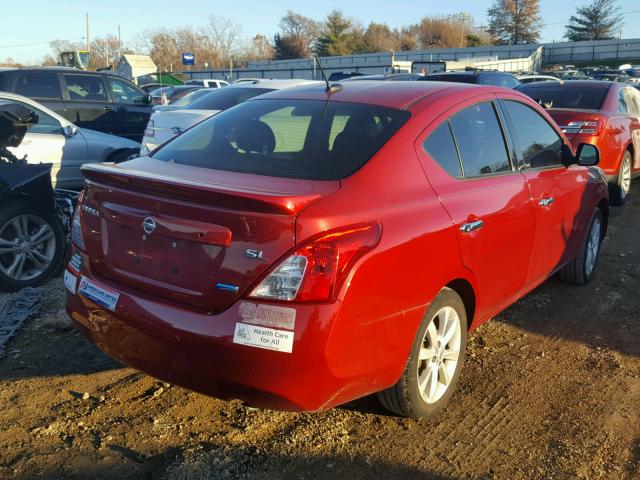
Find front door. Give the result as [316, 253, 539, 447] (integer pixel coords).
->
[61, 73, 116, 136]
[106, 77, 152, 142]
[417, 98, 536, 319]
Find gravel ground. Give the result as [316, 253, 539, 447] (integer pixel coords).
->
[0, 186, 639, 480]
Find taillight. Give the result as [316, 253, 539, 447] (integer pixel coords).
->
[560, 120, 602, 136]
[71, 191, 85, 251]
[248, 222, 382, 303]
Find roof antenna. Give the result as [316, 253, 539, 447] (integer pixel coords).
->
[314, 55, 342, 94]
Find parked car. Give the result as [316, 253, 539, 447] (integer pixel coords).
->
[517, 74, 562, 84]
[67, 81, 608, 419]
[1, 92, 139, 189]
[149, 85, 202, 105]
[328, 71, 370, 81]
[185, 79, 229, 88]
[141, 79, 320, 154]
[0, 101, 66, 291]
[516, 80, 640, 205]
[0, 68, 152, 142]
[343, 73, 424, 81]
[420, 70, 520, 88]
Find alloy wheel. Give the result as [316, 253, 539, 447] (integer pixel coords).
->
[416, 306, 462, 404]
[620, 156, 631, 199]
[0, 214, 57, 281]
[585, 216, 601, 277]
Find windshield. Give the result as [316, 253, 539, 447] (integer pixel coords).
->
[516, 84, 610, 109]
[152, 99, 410, 180]
[172, 89, 213, 107]
[186, 87, 273, 111]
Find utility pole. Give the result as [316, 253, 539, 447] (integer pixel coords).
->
[117, 25, 122, 61]
[86, 13, 90, 53]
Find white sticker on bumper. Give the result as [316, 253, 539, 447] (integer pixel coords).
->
[238, 302, 296, 330]
[233, 322, 294, 353]
[64, 269, 77, 294]
[78, 276, 120, 311]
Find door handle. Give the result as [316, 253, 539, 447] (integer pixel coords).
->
[460, 220, 484, 233]
[539, 197, 554, 207]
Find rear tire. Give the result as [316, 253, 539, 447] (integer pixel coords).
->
[377, 288, 467, 419]
[0, 201, 65, 292]
[558, 207, 603, 285]
[609, 151, 631, 206]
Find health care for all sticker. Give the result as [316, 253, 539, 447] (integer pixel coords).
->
[233, 323, 294, 353]
[78, 276, 120, 311]
[64, 269, 77, 294]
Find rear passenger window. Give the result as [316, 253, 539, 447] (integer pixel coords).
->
[64, 75, 108, 102]
[423, 121, 462, 177]
[503, 101, 564, 169]
[15, 72, 62, 99]
[449, 102, 511, 176]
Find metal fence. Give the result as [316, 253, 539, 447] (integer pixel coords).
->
[181, 38, 640, 81]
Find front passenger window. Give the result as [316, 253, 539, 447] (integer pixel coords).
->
[449, 102, 511, 176]
[503, 101, 564, 169]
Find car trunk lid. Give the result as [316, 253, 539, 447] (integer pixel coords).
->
[79, 157, 339, 312]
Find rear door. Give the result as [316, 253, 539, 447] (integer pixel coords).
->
[11, 70, 66, 114]
[416, 97, 536, 318]
[499, 97, 589, 284]
[106, 76, 152, 142]
[61, 73, 115, 136]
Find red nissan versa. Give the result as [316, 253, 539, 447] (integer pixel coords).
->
[516, 80, 640, 206]
[65, 81, 608, 420]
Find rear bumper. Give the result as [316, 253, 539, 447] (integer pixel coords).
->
[64, 255, 389, 411]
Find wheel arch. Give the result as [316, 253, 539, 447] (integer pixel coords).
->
[445, 278, 476, 331]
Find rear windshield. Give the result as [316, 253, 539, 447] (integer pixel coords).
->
[186, 87, 273, 111]
[516, 84, 609, 110]
[151, 99, 410, 180]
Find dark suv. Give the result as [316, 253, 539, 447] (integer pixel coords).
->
[0, 68, 152, 142]
[419, 70, 520, 88]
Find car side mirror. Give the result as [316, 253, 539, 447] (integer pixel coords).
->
[63, 125, 78, 137]
[576, 143, 599, 166]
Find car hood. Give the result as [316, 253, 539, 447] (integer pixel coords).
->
[78, 128, 141, 148]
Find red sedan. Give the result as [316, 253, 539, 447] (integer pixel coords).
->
[65, 81, 608, 419]
[516, 80, 640, 205]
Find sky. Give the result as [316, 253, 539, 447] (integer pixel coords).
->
[2, 0, 640, 64]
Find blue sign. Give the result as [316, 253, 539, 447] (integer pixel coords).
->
[182, 52, 195, 66]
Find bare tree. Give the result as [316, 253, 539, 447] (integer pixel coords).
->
[362, 23, 401, 53]
[487, 0, 542, 45]
[90, 34, 123, 69]
[207, 15, 242, 65]
[239, 34, 275, 63]
[274, 11, 319, 59]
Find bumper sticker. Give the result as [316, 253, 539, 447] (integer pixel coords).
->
[78, 276, 120, 311]
[238, 302, 296, 330]
[68, 253, 83, 273]
[233, 322, 294, 353]
[64, 269, 77, 294]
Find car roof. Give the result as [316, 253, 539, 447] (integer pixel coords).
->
[227, 79, 320, 89]
[1, 67, 129, 80]
[517, 80, 614, 90]
[251, 80, 491, 110]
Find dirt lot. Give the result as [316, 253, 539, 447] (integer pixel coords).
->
[1, 187, 639, 480]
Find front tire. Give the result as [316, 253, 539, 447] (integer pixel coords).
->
[610, 151, 631, 206]
[0, 201, 65, 291]
[377, 288, 467, 419]
[558, 207, 603, 285]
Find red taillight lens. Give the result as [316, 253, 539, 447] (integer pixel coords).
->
[249, 222, 382, 303]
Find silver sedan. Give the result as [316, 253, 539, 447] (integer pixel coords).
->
[2, 92, 140, 189]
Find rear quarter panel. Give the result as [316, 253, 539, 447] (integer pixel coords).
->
[295, 112, 474, 391]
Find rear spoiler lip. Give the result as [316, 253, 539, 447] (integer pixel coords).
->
[81, 162, 338, 216]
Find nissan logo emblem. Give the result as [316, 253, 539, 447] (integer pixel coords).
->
[142, 217, 157, 235]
